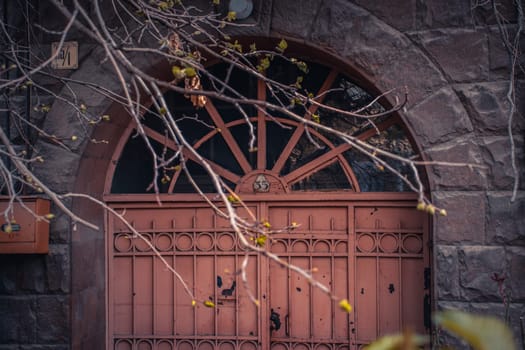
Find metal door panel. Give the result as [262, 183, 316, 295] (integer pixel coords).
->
[354, 206, 428, 348]
[268, 205, 351, 350]
[108, 201, 428, 350]
[109, 206, 261, 349]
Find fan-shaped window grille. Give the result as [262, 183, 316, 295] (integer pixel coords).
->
[111, 59, 418, 194]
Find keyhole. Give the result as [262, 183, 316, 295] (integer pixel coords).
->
[360, 288, 365, 294]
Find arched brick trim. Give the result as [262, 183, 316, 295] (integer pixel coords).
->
[35, 2, 486, 348]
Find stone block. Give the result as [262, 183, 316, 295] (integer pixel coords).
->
[36, 295, 70, 344]
[353, 0, 416, 31]
[0, 255, 17, 294]
[507, 247, 525, 301]
[271, 0, 322, 37]
[486, 192, 525, 245]
[435, 301, 472, 349]
[454, 82, 525, 134]
[20, 346, 70, 350]
[425, 137, 487, 190]
[415, 0, 473, 29]
[470, 0, 518, 26]
[45, 244, 70, 293]
[488, 25, 525, 77]
[0, 297, 37, 344]
[458, 246, 505, 301]
[310, 0, 447, 105]
[413, 29, 489, 82]
[435, 245, 460, 299]
[18, 256, 46, 293]
[480, 136, 525, 190]
[48, 198, 72, 244]
[433, 192, 486, 244]
[31, 140, 81, 193]
[406, 87, 473, 146]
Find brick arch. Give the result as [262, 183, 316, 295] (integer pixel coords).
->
[49, 3, 479, 348]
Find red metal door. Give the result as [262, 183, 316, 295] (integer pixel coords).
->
[107, 200, 428, 350]
[108, 204, 262, 350]
[267, 204, 353, 350]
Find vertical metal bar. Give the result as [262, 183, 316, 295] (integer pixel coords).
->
[260, 202, 268, 350]
[214, 251, 218, 336]
[348, 204, 355, 349]
[152, 220, 157, 335]
[132, 248, 137, 335]
[397, 224, 402, 330]
[331, 243, 335, 340]
[212, 213, 217, 337]
[257, 78, 266, 170]
[172, 218, 177, 337]
[309, 252, 313, 339]
[192, 213, 198, 336]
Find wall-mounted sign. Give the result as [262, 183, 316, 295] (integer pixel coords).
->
[51, 41, 78, 69]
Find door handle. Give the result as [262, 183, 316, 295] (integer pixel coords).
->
[285, 314, 289, 336]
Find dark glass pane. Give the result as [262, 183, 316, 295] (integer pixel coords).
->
[265, 59, 330, 122]
[266, 121, 295, 169]
[291, 161, 352, 191]
[317, 75, 388, 145]
[230, 123, 257, 169]
[171, 160, 236, 194]
[203, 63, 257, 123]
[280, 131, 328, 176]
[198, 134, 242, 175]
[111, 135, 174, 193]
[344, 124, 417, 192]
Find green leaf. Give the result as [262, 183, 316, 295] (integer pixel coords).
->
[364, 333, 428, 350]
[434, 310, 516, 350]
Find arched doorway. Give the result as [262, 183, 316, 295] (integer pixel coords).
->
[104, 55, 430, 350]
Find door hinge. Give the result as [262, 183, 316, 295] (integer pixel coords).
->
[424, 267, 431, 290]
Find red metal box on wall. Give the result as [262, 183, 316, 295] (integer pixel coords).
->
[0, 197, 51, 254]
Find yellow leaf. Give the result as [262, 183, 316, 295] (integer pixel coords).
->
[227, 194, 240, 203]
[255, 235, 267, 247]
[425, 204, 436, 215]
[172, 66, 184, 79]
[191, 300, 196, 307]
[416, 201, 426, 211]
[338, 299, 352, 313]
[184, 67, 197, 78]
[276, 39, 288, 53]
[439, 209, 447, 216]
[45, 213, 55, 220]
[226, 11, 236, 21]
[262, 221, 271, 229]
[203, 300, 215, 308]
[434, 310, 516, 350]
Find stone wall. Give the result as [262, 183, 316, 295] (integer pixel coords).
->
[0, 0, 524, 349]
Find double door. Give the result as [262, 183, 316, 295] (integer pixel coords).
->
[108, 200, 428, 350]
